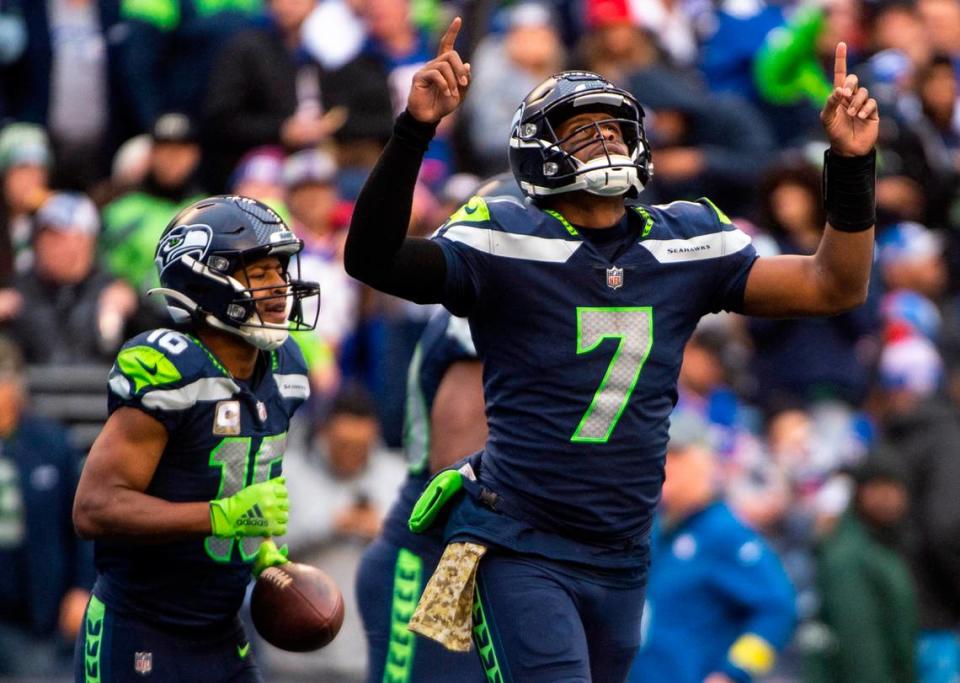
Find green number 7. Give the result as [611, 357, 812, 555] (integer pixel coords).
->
[571, 307, 653, 443]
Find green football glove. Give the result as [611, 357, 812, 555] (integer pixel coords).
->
[209, 477, 289, 538]
[252, 539, 289, 578]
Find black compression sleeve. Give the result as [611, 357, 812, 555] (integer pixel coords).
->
[344, 111, 449, 303]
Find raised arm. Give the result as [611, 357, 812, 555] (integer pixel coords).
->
[344, 18, 472, 303]
[743, 43, 878, 317]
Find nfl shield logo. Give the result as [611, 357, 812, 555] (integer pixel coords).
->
[256, 401, 268, 422]
[134, 652, 152, 676]
[606, 266, 624, 290]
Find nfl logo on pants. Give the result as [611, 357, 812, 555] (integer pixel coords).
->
[134, 651, 152, 675]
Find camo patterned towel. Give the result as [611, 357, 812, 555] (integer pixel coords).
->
[408, 541, 488, 652]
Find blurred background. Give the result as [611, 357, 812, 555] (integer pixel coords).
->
[1, 0, 960, 680]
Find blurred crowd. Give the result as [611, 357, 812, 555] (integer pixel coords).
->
[2, 0, 960, 680]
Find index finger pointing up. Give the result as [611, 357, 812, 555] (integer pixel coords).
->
[834, 42, 848, 89]
[437, 16, 462, 56]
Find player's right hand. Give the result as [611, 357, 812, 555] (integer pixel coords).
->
[209, 477, 289, 538]
[407, 17, 471, 124]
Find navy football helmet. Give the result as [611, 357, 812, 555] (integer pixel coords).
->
[149, 195, 320, 351]
[508, 71, 652, 199]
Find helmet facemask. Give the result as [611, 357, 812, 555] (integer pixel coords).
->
[212, 249, 320, 351]
[151, 241, 320, 351]
[541, 109, 647, 197]
[509, 73, 653, 199]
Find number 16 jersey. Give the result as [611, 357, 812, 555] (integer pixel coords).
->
[431, 196, 757, 565]
[93, 329, 310, 628]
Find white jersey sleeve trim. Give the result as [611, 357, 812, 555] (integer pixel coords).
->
[638, 228, 752, 263]
[141, 377, 241, 411]
[440, 224, 581, 263]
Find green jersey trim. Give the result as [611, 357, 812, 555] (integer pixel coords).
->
[447, 196, 491, 224]
[83, 595, 107, 683]
[117, 345, 183, 393]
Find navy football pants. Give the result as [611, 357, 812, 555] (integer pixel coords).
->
[74, 595, 261, 682]
[472, 551, 646, 683]
[356, 537, 485, 683]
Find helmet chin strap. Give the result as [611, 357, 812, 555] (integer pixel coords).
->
[575, 154, 643, 197]
[147, 286, 291, 351]
[234, 324, 289, 351]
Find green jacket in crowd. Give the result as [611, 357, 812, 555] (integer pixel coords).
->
[807, 511, 917, 683]
[99, 190, 203, 294]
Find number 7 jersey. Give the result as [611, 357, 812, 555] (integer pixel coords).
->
[431, 196, 757, 562]
[94, 328, 310, 627]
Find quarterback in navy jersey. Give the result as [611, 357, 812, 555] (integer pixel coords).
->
[72, 196, 320, 682]
[345, 17, 879, 682]
[356, 309, 486, 683]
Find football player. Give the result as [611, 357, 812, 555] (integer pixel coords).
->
[355, 309, 486, 683]
[72, 196, 320, 682]
[345, 17, 878, 682]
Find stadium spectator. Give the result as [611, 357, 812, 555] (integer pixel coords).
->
[462, 2, 565, 175]
[903, 56, 960, 189]
[275, 384, 405, 678]
[361, 0, 453, 186]
[202, 0, 393, 191]
[629, 412, 797, 683]
[629, 0, 701, 67]
[871, 335, 960, 683]
[2, 192, 146, 364]
[808, 453, 917, 683]
[0, 335, 94, 677]
[99, 113, 204, 295]
[0, 122, 52, 279]
[575, 0, 659, 87]
[116, 0, 260, 130]
[229, 146, 290, 220]
[876, 221, 949, 301]
[626, 66, 776, 213]
[283, 149, 359, 399]
[748, 160, 879, 407]
[917, 0, 960, 62]
[753, 0, 864, 144]
[3, 0, 125, 191]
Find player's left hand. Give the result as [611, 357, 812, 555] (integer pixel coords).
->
[252, 539, 289, 577]
[820, 42, 879, 157]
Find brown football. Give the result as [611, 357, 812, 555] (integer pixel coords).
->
[251, 562, 345, 652]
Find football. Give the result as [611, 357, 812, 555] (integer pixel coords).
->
[251, 562, 345, 652]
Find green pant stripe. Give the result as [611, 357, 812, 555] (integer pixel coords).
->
[472, 582, 505, 683]
[383, 548, 423, 683]
[83, 595, 106, 683]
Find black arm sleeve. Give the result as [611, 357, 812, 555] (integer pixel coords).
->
[344, 111, 449, 304]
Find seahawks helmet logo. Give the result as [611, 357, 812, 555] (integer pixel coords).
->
[156, 224, 213, 273]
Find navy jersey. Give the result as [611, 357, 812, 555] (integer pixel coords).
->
[432, 196, 757, 554]
[380, 311, 479, 552]
[94, 328, 309, 628]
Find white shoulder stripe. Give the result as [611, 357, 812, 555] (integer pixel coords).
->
[274, 373, 310, 401]
[141, 377, 240, 411]
[639, 229, 752, 263]
[440, 224, 581, 263]
[445, 315, 477, 355]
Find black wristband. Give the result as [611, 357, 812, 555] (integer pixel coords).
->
[823, 148, 877, 232]
[393, 111, 439, 152]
